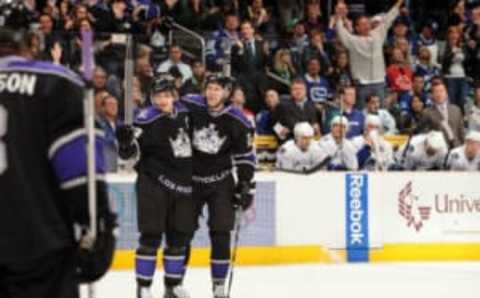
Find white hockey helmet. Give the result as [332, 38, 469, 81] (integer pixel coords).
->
[426, 131, 447, 151]
[466, 131, 480, 143]
[330, 115, 349, 128]
[294, 122, 314, 139]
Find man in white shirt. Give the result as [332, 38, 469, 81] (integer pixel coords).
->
[396, 130, 448, 170]
[446, 131, 480, 171]
[319, 116, 358, 171]
[364, 94, 398, 135]
[276, 122, 327, 172]
[156, 45, 193, 83]
[335, 0, 404, 106]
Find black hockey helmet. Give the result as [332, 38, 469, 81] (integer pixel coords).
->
[205, 73, 237, 100]
[0, 27, 23, 55]
[151, 73, 176, 95]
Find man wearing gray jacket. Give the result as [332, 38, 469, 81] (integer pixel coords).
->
[335, 0, 404, 108]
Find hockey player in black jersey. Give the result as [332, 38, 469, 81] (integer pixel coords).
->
[116, 76, 195, 298]
[0, 29, 115, 298]
[181, 74, 256, 298]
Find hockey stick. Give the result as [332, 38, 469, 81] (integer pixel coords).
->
[226, 209, 243, 298]
[81, 29, 97, 298]
[124, 34, 134, 125]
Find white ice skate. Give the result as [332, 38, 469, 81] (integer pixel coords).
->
[137, 286, 155, 298]
[163, 285, 191, 298]
[213, 283, 228, 298]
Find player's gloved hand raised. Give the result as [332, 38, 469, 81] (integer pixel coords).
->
[116, 125, 135, 147]
[233, 181, 255, 210]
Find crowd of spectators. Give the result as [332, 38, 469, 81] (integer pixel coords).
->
[3, 0, 480, 172]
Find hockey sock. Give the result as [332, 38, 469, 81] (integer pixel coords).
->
[209, 231, 231, 284]
[163, 246, 187, 288]
[135, 235, 161, 287]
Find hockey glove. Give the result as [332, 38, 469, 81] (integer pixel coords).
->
[233, 181, 256, 210]
[116, 125, 137, 160]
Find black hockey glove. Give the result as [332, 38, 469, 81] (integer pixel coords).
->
[116, 125, 137, 159]
[233, 181, 255, 210]
[116, 125, 135, 147]
[76, 211, 118, 283]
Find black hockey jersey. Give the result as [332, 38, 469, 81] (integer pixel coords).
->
[134, 101, 192, 191]
[0, 56, 108, 265]
[181, 94, 256, 184]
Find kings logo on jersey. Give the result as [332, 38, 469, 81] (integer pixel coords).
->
[169, 128, 192, 158]
[193, 123, 226, 154]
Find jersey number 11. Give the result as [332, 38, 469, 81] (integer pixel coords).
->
[0, 105, 7, 175]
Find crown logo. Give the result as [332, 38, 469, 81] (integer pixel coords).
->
[193, 124, 226, 154]
[169, 128, 192, 158]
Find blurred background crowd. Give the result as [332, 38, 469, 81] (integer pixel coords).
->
[4, 0, 480, 172]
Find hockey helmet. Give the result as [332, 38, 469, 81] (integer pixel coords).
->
[466, 131, 480, 143]
[426, 131, 447, 151]
[151, 73, 176, 95]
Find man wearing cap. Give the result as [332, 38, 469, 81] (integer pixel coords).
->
[276, 122, 328, 172]
[446, 131, 480, 171]
[318, 116, 358, 171]
[395, 130, 449, 170]
[352, 115, 394, 171]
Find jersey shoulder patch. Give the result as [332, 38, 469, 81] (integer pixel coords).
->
[174, 100, 190, 114]
[226, 106, 253, 129]
[135, 106, 164, 124]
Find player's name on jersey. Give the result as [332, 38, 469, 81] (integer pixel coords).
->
[0, 73, 37, 96]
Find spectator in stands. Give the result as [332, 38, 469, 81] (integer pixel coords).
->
[247, 0, 273, 34]
[95, 91, 110, 120]
[318, 116, 359, 171]
[386, 47, 414, 109]
[411, 74, 429, 104]
[413, 20, 440, 67]
[396, 130, 448, 170]
[335, 0, 404, 107]
[446, 131, 480, 171]
[329, 50, 353, 88]
[302, 30, 332, 74]
[340, 86, 365, 139]
[98, 94, 121, 172]
[304, 57, 331, 103]
[303, 1, 324, 34]
[157, 45, 192, 83]
[133, 77, 148, 109]
[352, 115, 394, 171]
[206, 13, 240, 72]
[467, 85, 480, 131]
[327, 0, 353, 38]
[364, 94, 397, 135]
[231, 87, 256, 127]
[181, 60, 207, 95]
[413, 47, 441, 92]
[401, 94, 426, 134]
[176, 0, 209, 31]
[232, 20, 269, 112]
[272, 48, 297, 83]
[441, 26, 469, 114]
[99, 0, 136, 33]
[93, 66, 122, 101]
[38, 13, 59, 59]
[421, 82, 465, 148]
[393, 37, 413, 65]
[387, 17, 413, 51]
[256, 89, 281, 135]
[465, 4, 480, 82]
[288, 21, 309, 73]
[276, 122, 327, 172]
[277, 0, 305, 33]
[20, 31, 41, 60]
[273, 79, 320, 140]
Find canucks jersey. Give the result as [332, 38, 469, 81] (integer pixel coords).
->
[0, 56, 108, 264]
[446, 145, 480, 171]
[133, 101, 192, 190]
[304, 74, 331, 103]
[181, 94, 256, 184]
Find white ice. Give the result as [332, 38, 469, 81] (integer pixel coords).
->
[81, 263, 480, 298]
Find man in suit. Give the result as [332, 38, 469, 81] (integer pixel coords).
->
[231, 20, 268, 112]
[421, 81, 465, 148]
[273, 79, 320, 141]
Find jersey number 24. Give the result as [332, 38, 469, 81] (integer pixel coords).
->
[0, 105, 7, 175]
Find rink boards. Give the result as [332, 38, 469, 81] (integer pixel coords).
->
[107, 172, 480, 269]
